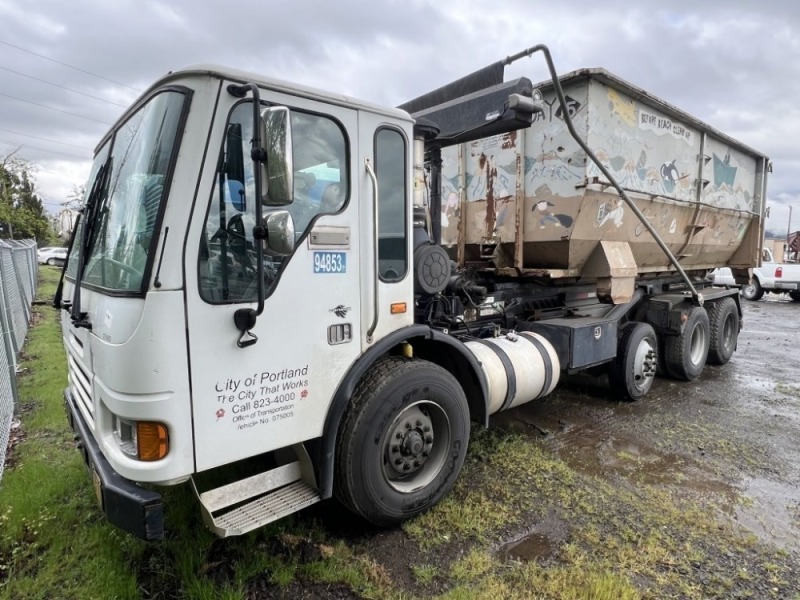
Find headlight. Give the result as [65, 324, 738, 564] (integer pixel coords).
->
[113, 416, 169, 461]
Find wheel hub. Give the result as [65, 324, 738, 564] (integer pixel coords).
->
[634, 342, 658, 386]
[388, 407, 434, 475]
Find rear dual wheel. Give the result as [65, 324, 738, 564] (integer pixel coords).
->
[663, 305, 710, 381]
[707, 297, 739, 365]
[335, 356, 470, 526]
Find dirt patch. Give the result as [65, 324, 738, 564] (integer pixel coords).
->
[2, 417, 24, 470]
[245, 577, 362, 600]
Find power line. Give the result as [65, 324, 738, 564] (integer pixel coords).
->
[0, 39, 142, 93]
[0, 139, 89, 160]
[0, 127, 93, 151]
[0, 91, 113, 125]
[0, 65, 130, 108]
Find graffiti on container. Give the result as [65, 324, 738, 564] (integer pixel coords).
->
[713, 152, 737, 188]
[639, 109, 694, 146]
[608, 88, 637, 126]
[532, 200, 574, 229]
[531, 95, 584, 124]
[596, 199, 625, 228]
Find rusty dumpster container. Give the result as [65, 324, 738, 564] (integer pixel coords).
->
[438, 68, 769, 289]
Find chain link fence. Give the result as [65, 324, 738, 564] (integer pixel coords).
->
[0, 240, 38, 482]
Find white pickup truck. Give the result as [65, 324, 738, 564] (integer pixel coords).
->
[713, 248, 800, 301]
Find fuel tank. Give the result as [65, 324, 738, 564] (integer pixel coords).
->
[464, 331, 560, 415]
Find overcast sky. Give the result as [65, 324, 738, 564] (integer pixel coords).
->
[1, 0, 798, 234]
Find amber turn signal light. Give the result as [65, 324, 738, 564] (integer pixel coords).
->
[137, 421, 169, 461]
[390, 302, 407, 314]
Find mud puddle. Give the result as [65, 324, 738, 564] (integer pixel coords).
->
[499, 512, 570, 564]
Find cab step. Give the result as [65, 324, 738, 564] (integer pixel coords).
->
[192, 461, 320, 537]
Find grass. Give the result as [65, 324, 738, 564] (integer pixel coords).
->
[1, 267, 798, 599]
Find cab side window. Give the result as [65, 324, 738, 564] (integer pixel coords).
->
[375, 128, 407, 281]
[199, 103, 348, 303]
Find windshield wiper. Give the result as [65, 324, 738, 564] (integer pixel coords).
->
[69, 156, 112, 329]
[52, 212, 81, 312]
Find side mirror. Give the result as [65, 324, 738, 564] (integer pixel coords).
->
[263, 210, 295, 256]
[259, 107, 294, 206]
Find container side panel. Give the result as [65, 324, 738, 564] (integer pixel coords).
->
[702, 137, 759, 213]
[586, 79, 700, 203]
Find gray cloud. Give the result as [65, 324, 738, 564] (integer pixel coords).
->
[1, 0, 798, 231]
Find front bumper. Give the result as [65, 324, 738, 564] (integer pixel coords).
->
[64, 388, 164, 541]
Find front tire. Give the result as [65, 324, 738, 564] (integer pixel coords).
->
[334, 356, 470, 526]
[663, 305, 710, 381]
[46, 258, 55, 266]
[707, 297, 739, 365]
[741, 279, 764, 301]
[608, 322, 658, 401]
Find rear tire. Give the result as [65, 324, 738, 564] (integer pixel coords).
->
[789, 291, 800, 302]
[608, 322, 658, 401]
[707, 297, 739, 365]
[741, 279, 764, 301]
[46, 258, 55, 266]
[663, 305, 710, 381]
[334, 356, 470, 526]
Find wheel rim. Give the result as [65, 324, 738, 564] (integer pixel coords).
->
[632, 336, 658, 392]
[689, 322, 707, 365]
[742, 284, 755, 298]
[382, 400, 451, 493]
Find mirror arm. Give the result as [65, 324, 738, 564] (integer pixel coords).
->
[228, 82, 267, 344]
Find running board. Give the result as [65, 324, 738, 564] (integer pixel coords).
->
[192, 461, 320, 537]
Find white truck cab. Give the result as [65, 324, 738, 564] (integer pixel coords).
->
[59, 66, 474, 539]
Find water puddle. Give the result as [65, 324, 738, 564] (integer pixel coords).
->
[501, 533, 554, 562]
[499, 513, 569, 563]
[732, 476, 800, 552]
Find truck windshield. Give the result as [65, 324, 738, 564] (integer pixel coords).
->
[78, 90, 187, 292]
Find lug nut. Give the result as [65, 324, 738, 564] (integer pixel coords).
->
[423, 426, 430, 432]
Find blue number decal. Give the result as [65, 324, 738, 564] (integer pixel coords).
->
[313, 252, 347, 274]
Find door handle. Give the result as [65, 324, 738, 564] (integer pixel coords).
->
[365, 158, 379, 343]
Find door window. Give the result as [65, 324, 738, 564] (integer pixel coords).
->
[199, 102, 349, 303]
[375, 128, 408, 281]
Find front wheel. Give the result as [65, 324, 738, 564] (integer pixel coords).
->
[741, 279, 764, 301]
[334, 356, 470, 526]
[46, 258, 55, 266]
[608, 322, 658, 401]
[707, 297, 739, 365]
[663, 305, 710, 381]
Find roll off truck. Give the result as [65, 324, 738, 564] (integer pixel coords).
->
[56, 46, 769, 540]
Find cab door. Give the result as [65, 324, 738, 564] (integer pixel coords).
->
[185, 86, 364, 472]
[355, 112, 415, 352]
